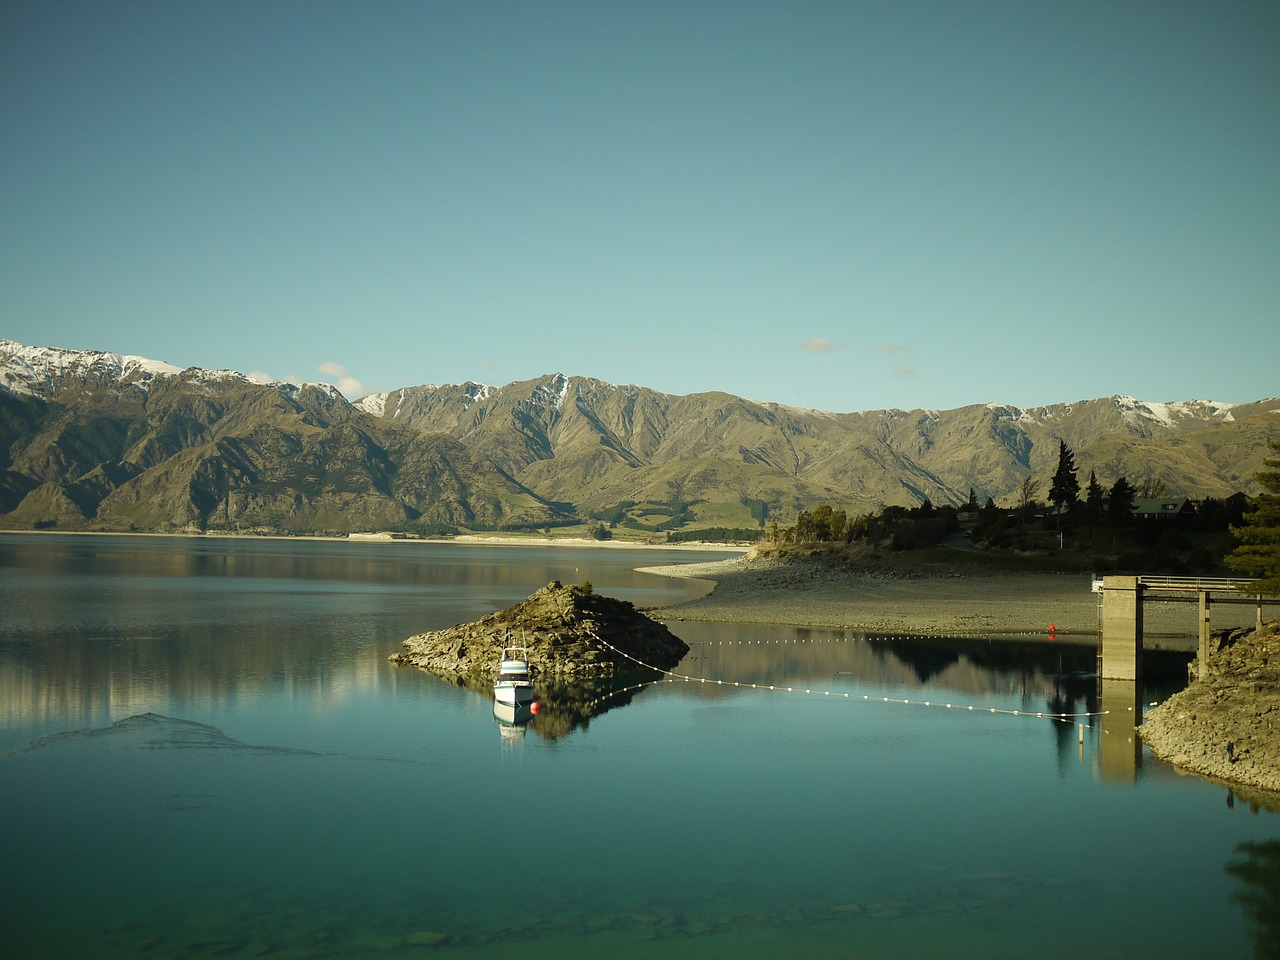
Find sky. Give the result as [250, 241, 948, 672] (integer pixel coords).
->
[2, 1, 1277, 413]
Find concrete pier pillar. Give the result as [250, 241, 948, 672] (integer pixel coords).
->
[1198, 591, 1213, 681]
[1100, 576, 1144, 681]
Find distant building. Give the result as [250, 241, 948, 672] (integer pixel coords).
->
[1132, 497, 1195, 521]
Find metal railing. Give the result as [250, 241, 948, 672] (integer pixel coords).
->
[1138, 576, 1257, 591]
[1090, 575, 1262, 594]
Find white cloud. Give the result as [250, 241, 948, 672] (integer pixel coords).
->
[247, 370, 305, 387]
[799, 338, 849, 353]
[891, 362, 917, 379]
[317, 361, 371, 398]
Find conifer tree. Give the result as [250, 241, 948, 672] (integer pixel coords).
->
[1085, 470, 1105, 522]
[1108, 476, 1135, 526]
[1049, 440, 1080, 534]
[1083, 469, 1106, 546]
[1049, 441, 1080, 513]
[1226, 439, 1280, 596]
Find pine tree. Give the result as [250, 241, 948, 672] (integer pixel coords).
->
[1083, 469, 1106, 546]
[1226, 439, 1280, 596]
[1085, 470, 1105, 522]
[1049, 441, 1080, 513]
[1049, 440, 1080, 534]
[1108, 476, 1135, 526]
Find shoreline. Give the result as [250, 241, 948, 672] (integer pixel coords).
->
[639, 554, 1261, 649]
[1, 529, 1255, 646]
[0, 528, 751, 553]
[647, 552, 1280, 797]
[1140, 621, 1280, 797]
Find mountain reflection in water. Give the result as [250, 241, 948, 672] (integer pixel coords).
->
[674, 626, 1191, 716]
[3, 535, 1277, 960]
[456, 626, 1194, 754]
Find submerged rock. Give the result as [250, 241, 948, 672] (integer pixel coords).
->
[1140, 618, 1280, 798]
[388, 579, 688, 683]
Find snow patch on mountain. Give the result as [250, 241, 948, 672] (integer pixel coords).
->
[529, 374, 571, 411]
[769, 402, 843, 418]
[461, 382, 493, 406]
[0, 338, 359, 406]
[983, 403, 1040, 424]
[1112, 395, 1236, 428]
[0, 338, 184, 396]
[355, 392, 389, 417]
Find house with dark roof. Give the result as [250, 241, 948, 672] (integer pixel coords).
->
[1132, 497, 1195, 521]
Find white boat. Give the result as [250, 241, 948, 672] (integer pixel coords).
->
[493, 646, 535, 706]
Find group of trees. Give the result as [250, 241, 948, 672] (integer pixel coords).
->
[969, 440, 1249, 571]
[1045, 440, 1140, 528]
[754, 437, 1280, 593]
[769, 500, 960, 552]
[591, 498, 695, 533]
[1227, 438, 1280, 595]
[994, 440, 1207, 534]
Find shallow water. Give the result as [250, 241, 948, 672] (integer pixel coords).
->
[1, 534, 1276, 959]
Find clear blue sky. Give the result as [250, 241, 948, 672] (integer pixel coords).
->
[3, 1, 1277, 412]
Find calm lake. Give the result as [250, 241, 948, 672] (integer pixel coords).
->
[1, 533, 1277, 959]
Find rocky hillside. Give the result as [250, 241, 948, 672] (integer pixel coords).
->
[0, 340, 569, 534]
[2, 338, 1277, 535]
[373, 376, 1279, 515]
[1140, 619, 1280, 795]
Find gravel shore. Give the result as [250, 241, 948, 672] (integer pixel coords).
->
[643, 553, 1258, 649]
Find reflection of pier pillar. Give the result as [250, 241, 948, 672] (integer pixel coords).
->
[1100, 576, 1144, 681]
[1098, 678, 1142, 783]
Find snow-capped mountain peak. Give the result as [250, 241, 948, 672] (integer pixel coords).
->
[1111, 395, 1236, 427]
[0, 338, 359, 403]
[0, 338, 184, 396]
[354, 391, 390, 417]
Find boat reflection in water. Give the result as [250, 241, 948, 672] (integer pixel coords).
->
[492, 698, 535, 731]
[492, 697, 536, 752]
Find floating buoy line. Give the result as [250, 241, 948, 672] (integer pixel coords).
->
[585, 631, 1112, 724]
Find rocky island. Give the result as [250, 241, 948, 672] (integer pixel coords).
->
[389, 579, 688, 683]
[1140, 619, 1280, 797]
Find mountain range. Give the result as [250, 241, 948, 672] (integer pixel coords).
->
[2, 338, 1276, 536]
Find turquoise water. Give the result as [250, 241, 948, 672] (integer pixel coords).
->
[1, 534, 1277, 959]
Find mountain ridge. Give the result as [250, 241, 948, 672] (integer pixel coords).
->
[2, 339, 1276, 535]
